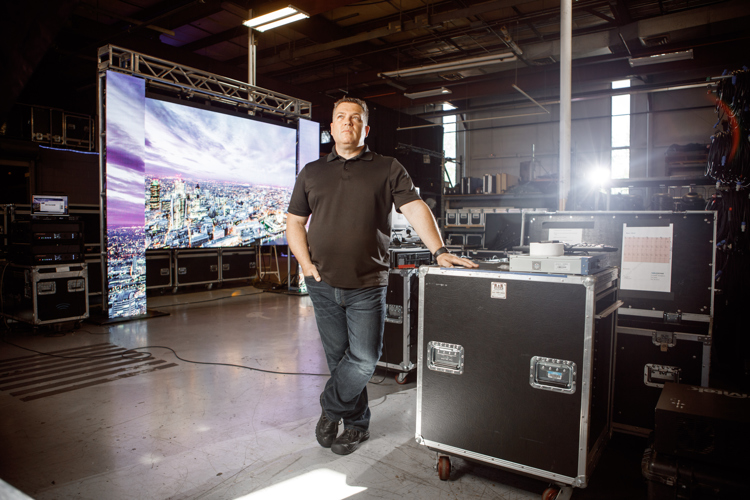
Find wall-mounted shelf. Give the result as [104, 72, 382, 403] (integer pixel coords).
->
[607, 176, 714, 189]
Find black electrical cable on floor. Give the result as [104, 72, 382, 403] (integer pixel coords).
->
[124, 345, 331, 377]
[1, 286, 405, 383]
[152, 291, 265, 308]
[0, 336, 329, 376]
[0, 337, 405, 384]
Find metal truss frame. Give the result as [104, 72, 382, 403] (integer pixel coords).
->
[97, 45, 311, 119]
[96, 45, 312, 319]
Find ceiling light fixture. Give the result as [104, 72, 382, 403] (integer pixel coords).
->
[628, 49, 693, 67]
[403, 87, 452, 99]
[243, 6, 309, 32]
[379, 53, 517, 79]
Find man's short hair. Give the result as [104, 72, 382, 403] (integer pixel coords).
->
[332, 97, 369, 124]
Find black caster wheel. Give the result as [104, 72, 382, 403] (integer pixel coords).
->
[437, 456, 451, 481]
[542, 487, 561, 500]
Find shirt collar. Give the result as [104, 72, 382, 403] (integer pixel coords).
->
[327, 145, 373, 162]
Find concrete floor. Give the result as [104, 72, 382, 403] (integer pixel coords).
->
[0, 285, 647, 500]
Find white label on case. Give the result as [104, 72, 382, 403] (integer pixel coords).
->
[491, 282, 507, 299]
[554, 262, 571, 272]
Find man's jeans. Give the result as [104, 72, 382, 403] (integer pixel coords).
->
[305, 278, 387, 431]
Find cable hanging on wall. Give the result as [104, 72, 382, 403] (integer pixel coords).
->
[707, 67, 750, 188]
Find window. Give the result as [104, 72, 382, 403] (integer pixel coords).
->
[442, 103, 457, 187]
[611, 80, 630, 194]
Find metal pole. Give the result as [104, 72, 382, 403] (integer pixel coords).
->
[559, 0, 572, 211]
[646, 93, 652, 177]
[248, 9, 256, 86]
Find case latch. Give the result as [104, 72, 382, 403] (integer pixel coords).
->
[652, 331, 676, 352]
[385, 304, 403, 324]
[663, 312, 682, 324]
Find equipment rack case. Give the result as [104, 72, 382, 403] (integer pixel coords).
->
[416, 263, 620, 488]
[378, 268, 419, 383]
[523, 211, 716, 434]
[1, 263, 89, 326]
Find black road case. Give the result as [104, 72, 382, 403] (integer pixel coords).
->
[146, 250, 172, 289]
[642, 446, 745, 499]
[174, 250, 219, 286]
[416, 264, 620, 488]
[613, 326, 710, 434]
[654, 382, 749, 468]
[1, 263, 89, 325]
[378, 268, 419, 382]
[220, 248, 257, 282]
[523, 211, 716, 435]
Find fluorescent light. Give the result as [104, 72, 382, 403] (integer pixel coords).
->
[379, 53, 516, 79]
[403, 87, 452, 99]
[255, 12, 308, 31]
[628, 49, 693, 67]
[243, 6, 309, 31]
[243, 7, 296, 27]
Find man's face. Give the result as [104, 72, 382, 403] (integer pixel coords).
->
[331, 102, 369, 149]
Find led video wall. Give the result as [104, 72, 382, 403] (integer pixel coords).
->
[105, 70, 318, 319]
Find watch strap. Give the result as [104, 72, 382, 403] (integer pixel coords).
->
[433, 246, 449, 259]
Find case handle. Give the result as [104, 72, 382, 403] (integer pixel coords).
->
[595, 300, 623, 320]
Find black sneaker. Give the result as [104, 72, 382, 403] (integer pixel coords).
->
[331, 428, 369, 455]
[316, 410, 339, 448]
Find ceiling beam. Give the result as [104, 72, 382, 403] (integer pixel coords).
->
[608, 0, 632, 25]
[585, 7, 616, 25]
[512, 5, 545, 42]
[157, 0, 228, 30]
[179, 26, 246, 52]
[257, 0, 542, 67]
[91, 0, 215, 47]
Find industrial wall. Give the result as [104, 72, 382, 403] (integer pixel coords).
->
[461, 76, 716, 184]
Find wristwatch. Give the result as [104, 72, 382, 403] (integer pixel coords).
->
[433, 246, 450, 259]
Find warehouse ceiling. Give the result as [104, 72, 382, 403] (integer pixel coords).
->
[3, 0, 750, 122]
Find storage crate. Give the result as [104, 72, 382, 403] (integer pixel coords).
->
[1, 263, 89, 325]
[378, 268, 419, 382]
[146, 251, 172, 288]
[174, 250, 219, 286]
[613, 326, 710, 435]
[221, 248, 257, 282]
[416, 263, 620, 487]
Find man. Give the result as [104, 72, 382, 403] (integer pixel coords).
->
[286, 97, 476, 456]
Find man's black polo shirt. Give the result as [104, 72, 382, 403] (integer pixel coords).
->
[288, 146, 421, 288]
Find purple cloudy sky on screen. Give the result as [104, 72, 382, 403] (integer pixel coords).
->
[145, 99, 296, 187]
[106, 71, 147, 228]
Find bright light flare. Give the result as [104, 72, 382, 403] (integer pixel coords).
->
[589, 167, 611, 187]
[235, 469, 366, 500]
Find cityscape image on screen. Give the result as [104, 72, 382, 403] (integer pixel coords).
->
[105, 70, 305, 319]
[143, 97, 297, 249]
[105, 71, 148, 319]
